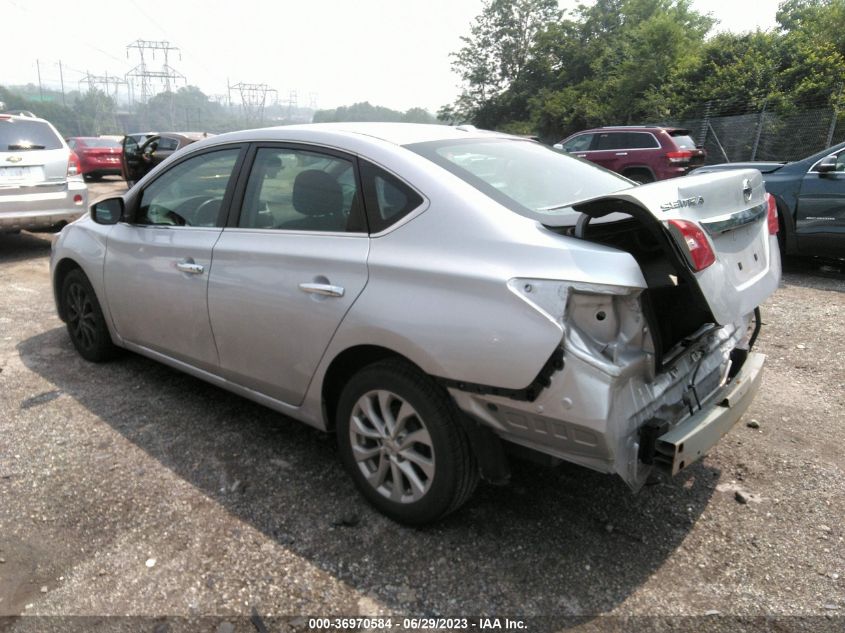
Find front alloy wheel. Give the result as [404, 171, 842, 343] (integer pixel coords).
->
[61, 269, 118, 362]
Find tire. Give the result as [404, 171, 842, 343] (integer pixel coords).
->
[61, 269, 118, 362]
[626, 170, 654, 184]
[336, 359, 478, 525]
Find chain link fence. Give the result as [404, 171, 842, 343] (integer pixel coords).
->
[664, 94, 845, 164]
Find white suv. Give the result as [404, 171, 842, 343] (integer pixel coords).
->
[0, 112, 88, 232]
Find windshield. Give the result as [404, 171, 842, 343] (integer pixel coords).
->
[0, 119, 63, 151]
[406, 138, 631, 223]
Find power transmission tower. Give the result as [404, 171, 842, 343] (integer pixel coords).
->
[228, 82, 278, 126]
[79, 72, 128, 102]
[125, 39, 185, 104]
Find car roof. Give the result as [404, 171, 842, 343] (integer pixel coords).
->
[0, 112, 52, 124]
[204, 123, 513, 147]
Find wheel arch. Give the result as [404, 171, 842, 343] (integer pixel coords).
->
[621, 166, 656, 182]
[53, 257, 84, 321]
[321, 344, 421, 431]
[773, 194, 796, 254]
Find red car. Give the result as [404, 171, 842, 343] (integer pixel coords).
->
[65, 137, 123, 181]
[554, 126, 706, 183]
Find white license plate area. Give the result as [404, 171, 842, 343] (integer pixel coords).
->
[0, 165, 44, 181]
[710, 222, 768, 289]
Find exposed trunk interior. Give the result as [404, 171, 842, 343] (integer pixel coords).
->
[551, 204, 717, 368]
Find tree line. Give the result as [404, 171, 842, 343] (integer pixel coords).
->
[440, 0, 845, 142]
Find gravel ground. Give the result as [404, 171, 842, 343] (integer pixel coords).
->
[0, 180, 843, 632]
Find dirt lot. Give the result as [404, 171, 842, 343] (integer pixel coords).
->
[0, 178, 843, 632]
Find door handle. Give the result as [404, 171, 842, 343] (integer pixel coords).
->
[615, 152, 628, 156]
[298, 282, 345, 297]
[176, 259, 204, 275]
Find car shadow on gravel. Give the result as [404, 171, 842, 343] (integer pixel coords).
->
[19, 327, 719, 617]
[0, 232, 53, 264]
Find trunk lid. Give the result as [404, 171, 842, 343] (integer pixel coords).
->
[570, 170, 781, 326]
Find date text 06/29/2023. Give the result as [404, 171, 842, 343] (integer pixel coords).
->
[307, 617, 527, 630]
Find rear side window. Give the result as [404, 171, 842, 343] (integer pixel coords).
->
[238, 147, 365, 233]
[360, 161, 423, 233]
[624, 132, 660, 149]
[669, 132, 697, 149]
[0, 119, 63, 150]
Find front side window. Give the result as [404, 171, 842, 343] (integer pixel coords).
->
[137, 148, 240, 227]
[407, 138, 630, 225]
[238, 147, 364, 232]
[561, 134, 593, 152]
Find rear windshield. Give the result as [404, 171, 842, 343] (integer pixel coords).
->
[406, 138, 630, 224]
[669, 131, 697, 149]
[0, 119, 63, 151]
[79, 138, 120, 148]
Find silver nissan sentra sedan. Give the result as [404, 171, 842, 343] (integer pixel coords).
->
[50, 123, 780, 524]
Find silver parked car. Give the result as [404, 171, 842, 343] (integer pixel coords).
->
[1, 112, 88, 232]
[50, 123, 780, 524]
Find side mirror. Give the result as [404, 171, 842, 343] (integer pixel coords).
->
[553, 143, 564, 151]
[90, 197, 124, 225]
[817, 154, 838, 174]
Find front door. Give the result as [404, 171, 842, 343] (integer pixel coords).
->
[795, 150, 845, 257]
[104, 146, 243, 371]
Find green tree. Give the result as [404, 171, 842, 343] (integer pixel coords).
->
[73, 89, 119, 136]
[445, 0, 560, 122]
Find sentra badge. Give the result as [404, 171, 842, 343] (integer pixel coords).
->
[660, 196, 704, 211]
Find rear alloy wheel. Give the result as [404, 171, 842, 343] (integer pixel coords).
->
[336, 360, 477, 524]
[61, 269, 118, 362]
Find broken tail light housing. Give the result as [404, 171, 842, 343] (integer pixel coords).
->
[765, 193, 779, 235]
[668, 219, 716, 271]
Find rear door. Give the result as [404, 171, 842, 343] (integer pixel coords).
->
[104, 145, 244, 371]
[208, 144, 369, 405]
[589, 132, 630, 172]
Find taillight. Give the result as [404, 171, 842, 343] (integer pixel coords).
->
[67, 151, 81, 177]
[765, 192, 779, 235]
[666, 150, 693, 164]
[669, 219, 716, 271]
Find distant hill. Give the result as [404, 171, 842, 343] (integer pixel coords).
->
[313, 101, 440, 124]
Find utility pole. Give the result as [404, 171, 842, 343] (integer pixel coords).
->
[36, 59, 44, 102]
[58, 61, 66, 106]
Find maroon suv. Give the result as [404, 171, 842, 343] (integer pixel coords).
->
[554, 126, 705, 183]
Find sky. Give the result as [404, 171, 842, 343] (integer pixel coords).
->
[2, 0, 784, 114]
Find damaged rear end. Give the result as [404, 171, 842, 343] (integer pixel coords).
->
[453, 170, 780, 489]
[562, 170, 780, 486]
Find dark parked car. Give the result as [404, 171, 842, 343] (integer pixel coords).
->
[66, 137, 122, 181]
[554, 126, 706, 183]
[122, 132, 211, 185]
[690, 142, 845, 259]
